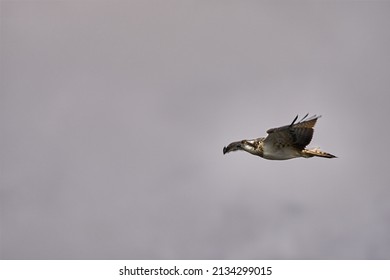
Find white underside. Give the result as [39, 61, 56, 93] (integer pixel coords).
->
[262, 145, 301, 160]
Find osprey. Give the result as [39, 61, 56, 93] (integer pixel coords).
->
[223, 114, 336, 160]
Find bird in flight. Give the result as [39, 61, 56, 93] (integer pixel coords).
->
[223, 114, 336, 160]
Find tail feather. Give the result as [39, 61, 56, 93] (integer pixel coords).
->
[302, 148, 337, 158]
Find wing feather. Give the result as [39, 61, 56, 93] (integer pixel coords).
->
[264, 115, 320, 150]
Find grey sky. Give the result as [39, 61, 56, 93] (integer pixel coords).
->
[1, 1, 390, 259]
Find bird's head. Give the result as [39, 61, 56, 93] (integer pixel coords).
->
[223, 139, 256, 155]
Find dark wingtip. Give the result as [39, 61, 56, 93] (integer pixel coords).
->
[223, 147, 227, 154]
[290, 115, 299, 126]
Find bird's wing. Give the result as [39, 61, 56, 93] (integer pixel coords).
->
[264, 114, 320, 150]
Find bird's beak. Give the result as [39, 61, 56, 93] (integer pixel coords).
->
[223, 141, 242, 154]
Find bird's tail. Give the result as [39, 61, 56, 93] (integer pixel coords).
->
[302, 148, 337, 158]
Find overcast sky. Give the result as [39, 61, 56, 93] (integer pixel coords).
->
[1, 1, 390, 259]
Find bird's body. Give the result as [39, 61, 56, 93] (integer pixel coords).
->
[223, 114, 336, 160]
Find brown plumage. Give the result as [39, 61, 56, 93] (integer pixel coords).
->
[223, 114, 336, 160]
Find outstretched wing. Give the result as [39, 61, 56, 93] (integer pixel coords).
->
[264, 114, 320, 150]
